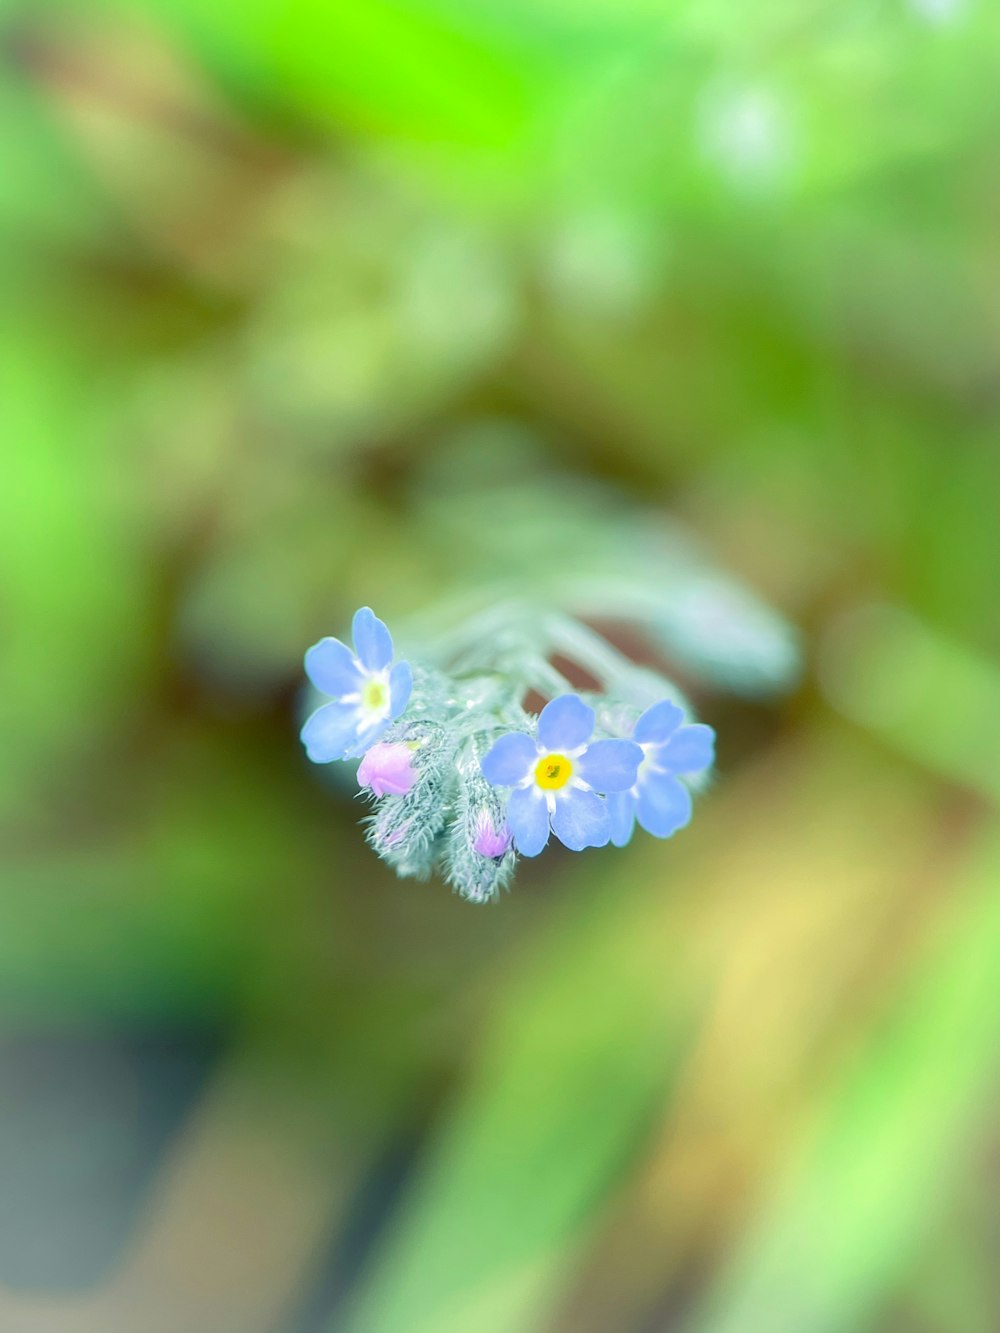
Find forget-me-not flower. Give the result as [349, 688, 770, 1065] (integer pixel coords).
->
[298, 598, 728, 902]
[606, 700, 714, 847]
[301, 607, 413, 763]
[480, 694, 641, 856]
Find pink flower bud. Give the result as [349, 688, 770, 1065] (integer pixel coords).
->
[357, 742, 416, 797]
[472, 812, 512, 859]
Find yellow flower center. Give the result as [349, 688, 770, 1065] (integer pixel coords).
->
[362, 679, 389, 713]
[534, 752, 573, 791]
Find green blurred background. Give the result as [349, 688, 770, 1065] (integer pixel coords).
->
[2, 1, 1000, 1330]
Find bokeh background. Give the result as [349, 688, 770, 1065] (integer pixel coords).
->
[3, 1, 1000, 1330]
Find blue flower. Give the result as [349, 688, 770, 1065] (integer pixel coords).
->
[480, 694, 642, 856]
[300, 608, 413, 763]
[606, 700, 714, 847]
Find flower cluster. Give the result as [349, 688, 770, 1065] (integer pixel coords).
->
[300, 607, 714, 903]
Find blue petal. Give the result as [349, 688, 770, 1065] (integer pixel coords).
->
[633, 699, 685, 744]
[304, 637, 362, 698]
[537, 694, 594, 751]
[551, 788, 610, 850]
[352, 607, 393, 672]
[389, 660, 413, 719]
[300, 701, 360, 763]
[660, 723, 715, 774]
[636, 773, 692, 839]
[344, 716, 392, 759]
[575, 739, 642, 793]
[606, 791, 636, 848]
[507, 786, 550, 856]
[481, 733, 538, 787]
